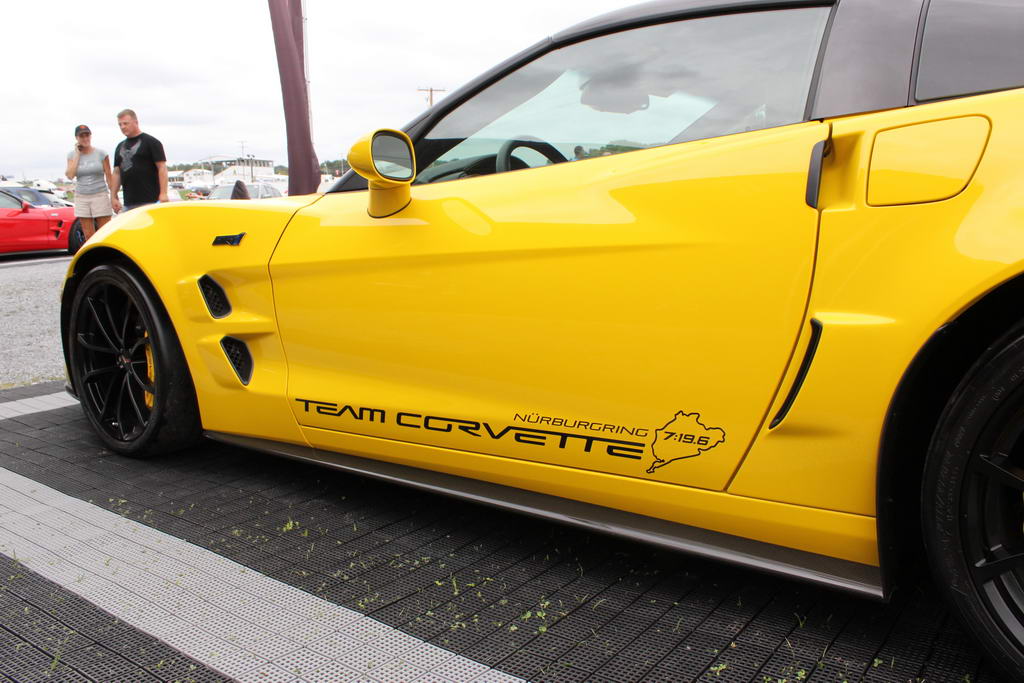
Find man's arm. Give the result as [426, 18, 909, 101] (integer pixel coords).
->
[156, 161, 168, 203]
[110, 167, 122, 213]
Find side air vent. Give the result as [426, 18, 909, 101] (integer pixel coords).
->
[198, 275, 231, 318]
[221, 336, 253, 385]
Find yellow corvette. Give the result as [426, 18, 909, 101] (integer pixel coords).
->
[60, 0, 1024, 676]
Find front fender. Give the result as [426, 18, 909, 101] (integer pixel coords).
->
[63, 196, 323, 446]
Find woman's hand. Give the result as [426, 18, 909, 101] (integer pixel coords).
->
[65, 147, 80, 180]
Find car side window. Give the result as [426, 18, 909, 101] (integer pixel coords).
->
[415, 7, 830, 184]
[0, 192, 22, 209]
[916, 0, 1024, 102]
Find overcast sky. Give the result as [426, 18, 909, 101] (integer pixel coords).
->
[3, 0, 630, 182]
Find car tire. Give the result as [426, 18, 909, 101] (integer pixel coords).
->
[923, 325, 1024, 680]
[68, 264, 201, 458]
[67, 219, 85, 255]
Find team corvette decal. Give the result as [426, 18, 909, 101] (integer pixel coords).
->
[511, 412, 649, 438]
[295, 399, 646, 459]
[296, 399, 726, 473]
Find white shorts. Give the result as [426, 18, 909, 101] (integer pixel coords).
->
[75, 192, 112, 218]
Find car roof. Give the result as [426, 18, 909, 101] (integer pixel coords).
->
[1, 185, 44, 193]
[554, 0, 834, 43]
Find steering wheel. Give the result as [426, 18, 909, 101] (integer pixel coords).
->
[495, 136, 569, 173]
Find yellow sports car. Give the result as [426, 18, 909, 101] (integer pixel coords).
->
[60, 0, 1024, 676]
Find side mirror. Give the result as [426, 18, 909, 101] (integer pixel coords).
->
[20, 201, 30, 213]
[348, 129, 416, 218]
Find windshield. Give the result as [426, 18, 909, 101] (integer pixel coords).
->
[1, 187, 48, 206]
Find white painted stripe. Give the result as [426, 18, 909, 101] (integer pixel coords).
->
[0, 254, 72, 269]
[0, 399, 523, 683]
[0, 391, 79, 419]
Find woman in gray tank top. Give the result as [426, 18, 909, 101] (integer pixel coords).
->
[65, 124, 114, 242]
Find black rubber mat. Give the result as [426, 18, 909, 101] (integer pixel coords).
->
[0, 554, 222, 682]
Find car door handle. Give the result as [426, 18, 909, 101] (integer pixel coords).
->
[805, 139, 829, 209]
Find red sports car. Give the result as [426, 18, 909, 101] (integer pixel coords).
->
[0, 188, 81, 255]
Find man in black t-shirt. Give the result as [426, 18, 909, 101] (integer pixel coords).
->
[111, 108, 167, 212]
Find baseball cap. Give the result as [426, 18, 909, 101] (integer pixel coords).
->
[74, 125, 91, 136]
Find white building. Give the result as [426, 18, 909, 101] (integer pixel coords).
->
[183, 168, 214, 186]
[214, 157, 276, 185]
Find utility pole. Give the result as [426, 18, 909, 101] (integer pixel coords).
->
[302, 0, 312, 132]
[238, 140, 247, 158]
[418, 87, 447, 107]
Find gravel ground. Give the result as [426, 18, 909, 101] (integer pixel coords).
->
[0, 254, 71, 388]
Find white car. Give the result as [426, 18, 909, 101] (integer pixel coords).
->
[207, 182, 283, 200]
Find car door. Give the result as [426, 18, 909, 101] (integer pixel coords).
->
[270, 6, 832, 491]
[0, 191, 48, 253]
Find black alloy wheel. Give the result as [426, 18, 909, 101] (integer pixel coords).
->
[67, 218, 85, 255]
[924, 326, 1024, 679]
[68, 264, 200, 457]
